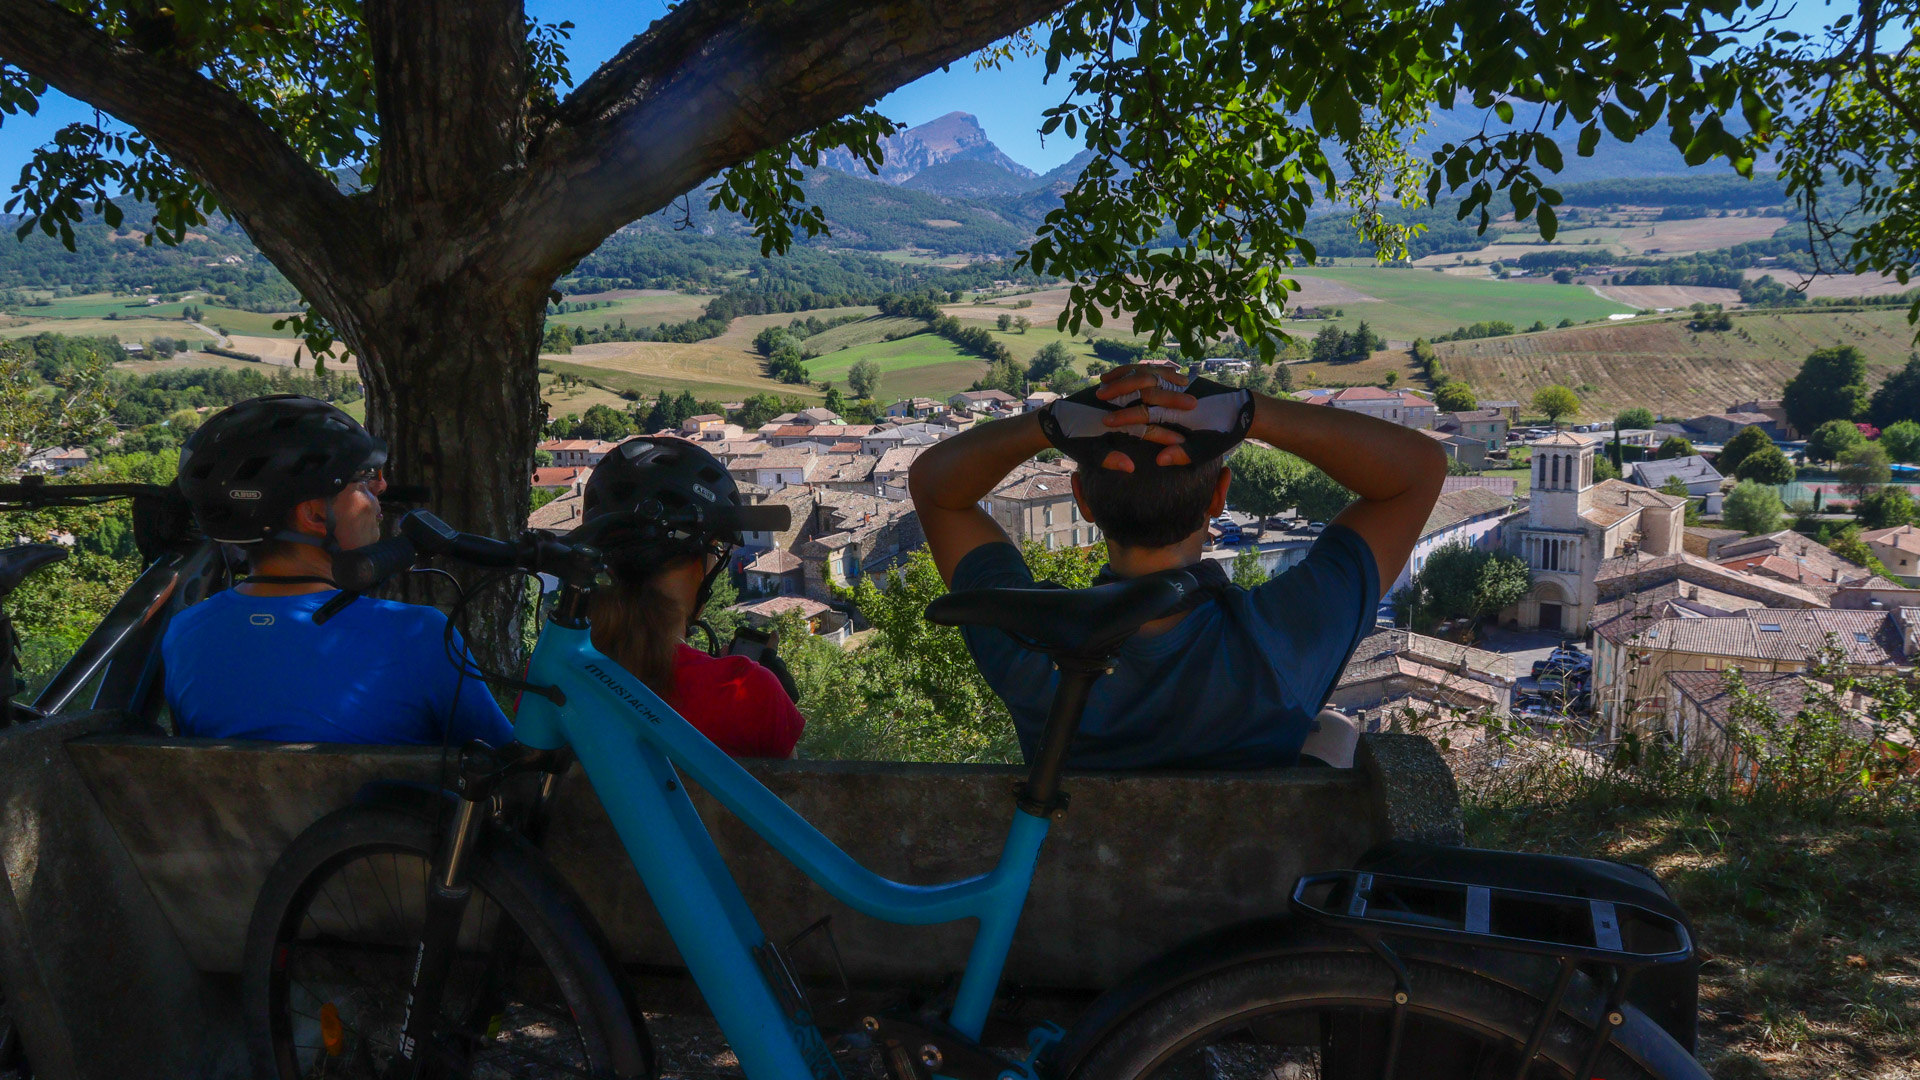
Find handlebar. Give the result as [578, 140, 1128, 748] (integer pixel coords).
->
[0, 477, 174, 509]
[329, 500, 796, 594]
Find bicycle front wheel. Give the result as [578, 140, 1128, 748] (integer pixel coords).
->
[1070, 949, 1706, 1080]
[242, 804, 650, 1080]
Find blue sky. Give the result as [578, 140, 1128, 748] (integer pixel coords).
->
[0, 2, 1846, 191]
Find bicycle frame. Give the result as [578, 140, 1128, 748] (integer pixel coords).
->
[511, 619, 1052, 1080]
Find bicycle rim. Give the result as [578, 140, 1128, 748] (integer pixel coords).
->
[1123, 1001, 1578, 1080]
[264, 842, 600, 1079]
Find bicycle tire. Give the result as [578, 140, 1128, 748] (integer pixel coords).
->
[1069, 950, 1707, 1080]
[242, 804, 650, 1080]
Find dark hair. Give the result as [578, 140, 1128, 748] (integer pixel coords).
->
[1075, 455, 1225, 549]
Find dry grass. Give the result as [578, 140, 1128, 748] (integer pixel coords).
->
[1432, 308, 1920, 418]
[547, 307, 874, 400]
[1467, 802, 1920, 1079]
[1593, 285, 1745, 309]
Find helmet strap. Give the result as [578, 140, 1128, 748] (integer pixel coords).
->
[690, 544, 734, 623]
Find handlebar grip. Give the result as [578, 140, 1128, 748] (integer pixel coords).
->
[724, 504, 791, 532]
[332, 536, 418, 592]
[400, 510, 518, 567]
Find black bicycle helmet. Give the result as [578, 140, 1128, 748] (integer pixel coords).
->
[177, 394, 387, 544]
[580, 436, 747, 613]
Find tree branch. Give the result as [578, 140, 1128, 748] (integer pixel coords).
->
[512, 0, 1070, 272]
[0, 0, 364, 298]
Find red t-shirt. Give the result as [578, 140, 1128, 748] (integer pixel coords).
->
[667, 644, 805, 758]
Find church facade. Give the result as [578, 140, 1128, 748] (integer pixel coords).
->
[1506, 433, 1688, 634]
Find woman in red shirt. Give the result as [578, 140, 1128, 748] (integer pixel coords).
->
[578, 437, 804, 758]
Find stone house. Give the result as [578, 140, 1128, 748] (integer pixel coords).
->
[1330, 630, 1514, 716]
[985, 464, 1094, 550]
[1591, 606, 1912, 732]
[537, 439, 618, 468]
[1420, 428, 1489, 470]
[1677, 412, 1780, 444]
[1318, 386, 1436, 429]
[882, 397, 947, 420]
[1627, 455, 1725, 512]
[1663, 671, 1880, 772]
[1862, 524, 1920, 586]
[742, 549, 804, 596]
[1436, 408, 1509, 450]
[873, 445, 925, 501]
[947, 390, 1020, 415]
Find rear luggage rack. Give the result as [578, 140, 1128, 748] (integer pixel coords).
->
[1291, 870, 1694, 1080]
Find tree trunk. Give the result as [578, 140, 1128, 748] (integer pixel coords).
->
[347, 269, 551, 671]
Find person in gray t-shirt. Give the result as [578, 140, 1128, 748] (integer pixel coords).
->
[908, 365, 1447, 769]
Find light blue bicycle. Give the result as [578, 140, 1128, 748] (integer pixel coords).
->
[239, 509, 1706, 1080]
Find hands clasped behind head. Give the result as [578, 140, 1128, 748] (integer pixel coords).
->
[1040, 365, 1254, 472]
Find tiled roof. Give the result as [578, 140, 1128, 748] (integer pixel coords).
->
[730, 596, 831, 619]
[1530, 432, 1597, 448]
[952, 390, 1017, 403]
[1445, 409, 1505, 423]
[874, 446, 925, 474]
[744, 550, 802, 574]
[1441, 476, 1517, 496]
[1596, 550, 1826, 608]
[530, 466, 588, 487]
[1862, 524, 1920, 556]
[992, 464, 1076, 502]
[1629, 455, 1723, 487]
[1590, 579, 1762, 627]
[1582, 478, 1686, 526]
[1599, 608, 1906, 667]
[1420, 487, 1514, 538]
[1328, 386, 1401, 401]
[529, 492, 584, 529]
[739, 447, 823, 470]
[1666, 671, 1834, 733]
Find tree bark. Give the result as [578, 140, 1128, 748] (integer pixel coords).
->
[0, 0, 1072, 666]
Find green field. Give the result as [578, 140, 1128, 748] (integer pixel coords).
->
[545, 291, 718, 329]
[804, 333, 990, 400]
[1280, 267, 1637, 342]
[0, 291, 298, 339]
[801, 316, 927, 353]
[542, 358, 823, 405]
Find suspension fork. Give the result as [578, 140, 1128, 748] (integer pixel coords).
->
[398, 744, 575, 1078]
[397, 795, 486, 1079]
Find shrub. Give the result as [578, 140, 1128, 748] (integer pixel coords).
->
[1733, 444, 1796, 485]
[1715, 424, 1774, 474]
[1880, 419, 1920, 463]
[1724, 479, 1785, 535]
[1614, 406, 1655, 431]
[1808, 417, 1867, 463]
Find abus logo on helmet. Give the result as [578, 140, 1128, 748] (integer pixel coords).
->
[692, 483, 717, 502]
[230, 489, 263, 500]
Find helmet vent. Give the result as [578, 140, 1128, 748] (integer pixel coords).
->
[232, 456, 271, 481]
[285, 451, 330, 477]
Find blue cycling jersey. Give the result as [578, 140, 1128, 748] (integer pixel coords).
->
[162, 588, 515, 746]
[953, 524, 1380, 769]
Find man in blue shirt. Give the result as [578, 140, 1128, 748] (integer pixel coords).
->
[908, 365, 1446, 769]
[163, 395, 513, 746]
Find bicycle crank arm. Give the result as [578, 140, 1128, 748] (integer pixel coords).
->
[861, 1013, 1018, 1080]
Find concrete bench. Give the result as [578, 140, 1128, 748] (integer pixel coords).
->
[0, 711, 1461, 1079]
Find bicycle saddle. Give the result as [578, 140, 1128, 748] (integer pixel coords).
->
[0, 544, 67, 602]
[925, 569, 1199, 659]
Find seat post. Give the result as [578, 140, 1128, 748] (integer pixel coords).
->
[1018, 656, 1107, 818]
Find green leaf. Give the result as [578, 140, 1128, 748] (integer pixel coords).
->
[1535, 138, 1563, 173]
[1601, 103, 1636, 141]
[1494, 100, 1514, 124]
[1537, 202, 1558, 242]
